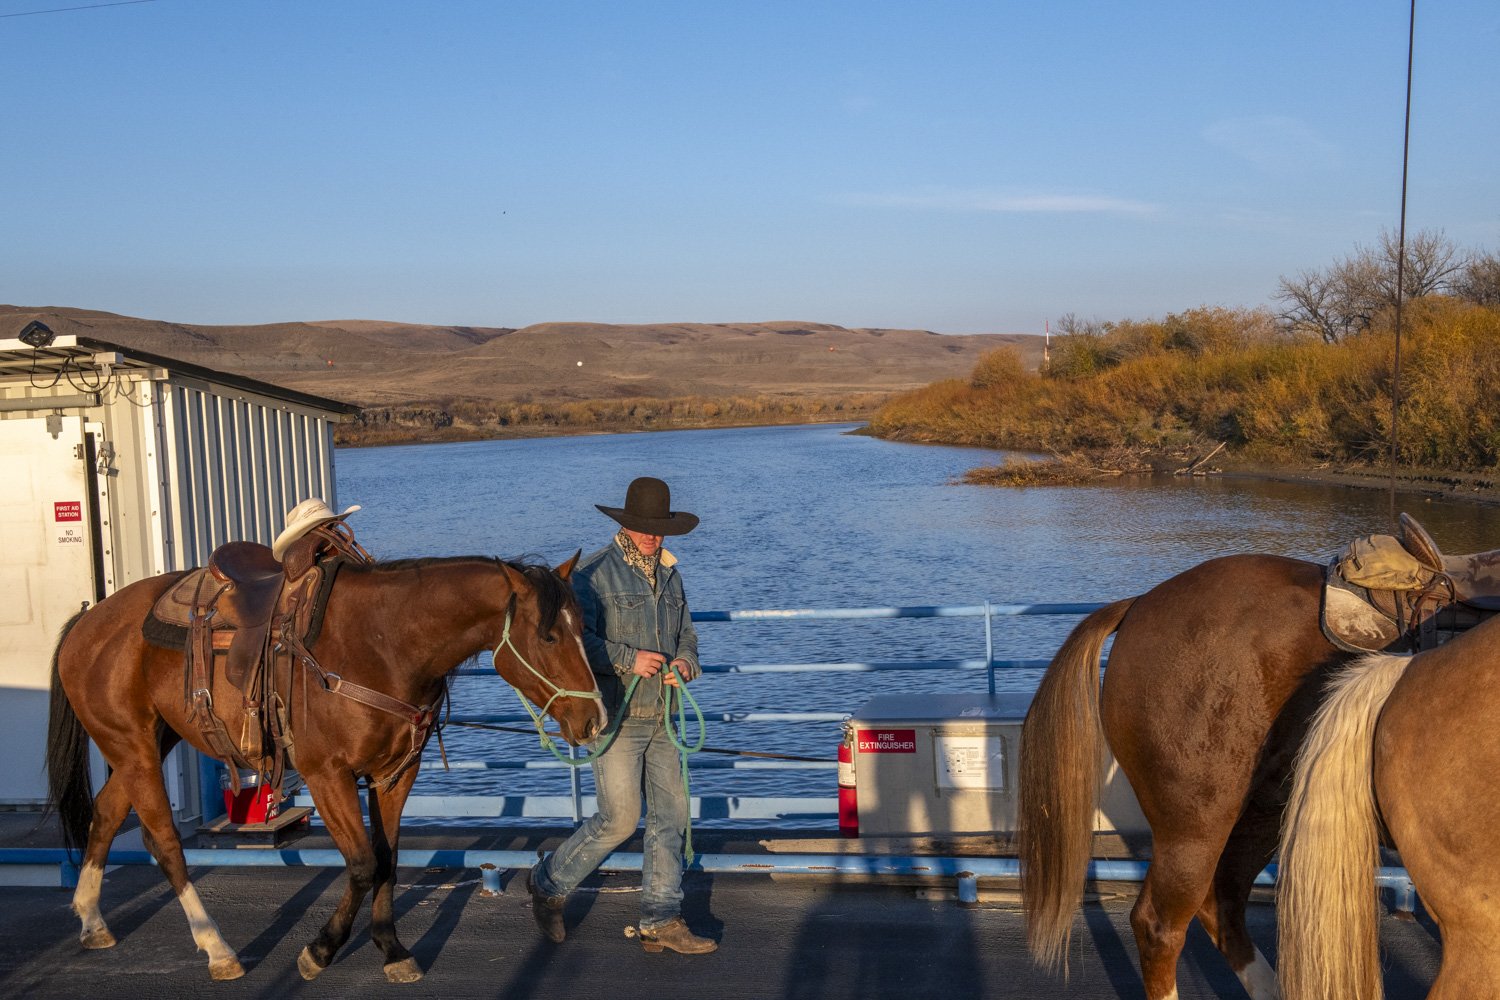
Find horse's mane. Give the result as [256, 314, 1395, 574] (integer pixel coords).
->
[364, 555, 571, 635]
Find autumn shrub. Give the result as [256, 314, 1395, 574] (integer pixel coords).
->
[870, 299, 1500, 472]
[970, 347, 1029, 390]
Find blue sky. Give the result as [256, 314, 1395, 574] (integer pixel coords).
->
[3, 0, 1497, 333]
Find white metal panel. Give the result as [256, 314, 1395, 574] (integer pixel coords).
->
[0, 342, 347, 819]
[0, 417, 95, 804]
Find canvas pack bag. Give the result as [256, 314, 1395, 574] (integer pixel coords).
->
[1336, 533, 1433, 591]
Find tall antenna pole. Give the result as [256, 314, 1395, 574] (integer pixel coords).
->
[1389, 0, 1416, 527]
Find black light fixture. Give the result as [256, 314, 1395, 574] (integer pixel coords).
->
[18, 320, 56, 349]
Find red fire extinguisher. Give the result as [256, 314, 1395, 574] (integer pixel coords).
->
[838, 720, 859, 838]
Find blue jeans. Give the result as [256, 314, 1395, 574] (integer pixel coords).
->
[532, 717, 689, 929]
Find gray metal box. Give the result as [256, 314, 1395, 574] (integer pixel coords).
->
[850, 692, 1147, 837]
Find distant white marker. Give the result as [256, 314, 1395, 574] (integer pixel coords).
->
[576, 361, 583, 366]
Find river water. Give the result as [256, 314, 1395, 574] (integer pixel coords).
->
[336, 423, 1499, 823]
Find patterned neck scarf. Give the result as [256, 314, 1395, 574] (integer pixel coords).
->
[615, 528, 660, 588]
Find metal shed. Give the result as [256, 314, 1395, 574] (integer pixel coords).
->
[0, 331, 357, 816]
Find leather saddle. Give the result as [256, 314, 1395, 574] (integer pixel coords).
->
[145, 521, 371, 794]
[1322, 512, 1500, 653]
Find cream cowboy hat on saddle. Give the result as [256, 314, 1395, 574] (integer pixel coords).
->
[273, 498, 361, 561]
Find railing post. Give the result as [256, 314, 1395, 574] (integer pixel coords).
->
[480, 863, 502, 896]
[956, 870, 979, 907]
[984, 600, 995, 697]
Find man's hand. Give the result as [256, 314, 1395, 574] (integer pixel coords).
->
[663, 658, 694, 687]
[631, 650, 668, 678]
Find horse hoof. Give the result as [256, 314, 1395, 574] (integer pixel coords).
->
[383, 957, 423, 983]
[80, 928, 116, 950]
[297, 946, 325, 981]
[210, 957, 245, 981]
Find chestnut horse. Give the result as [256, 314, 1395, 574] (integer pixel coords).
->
[1279, 613, 1500, 1000]
[46, 554, 604, 983]
[1019, 554, 1351, 1000]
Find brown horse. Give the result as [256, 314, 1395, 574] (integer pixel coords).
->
[46, 554, 604, 983]
[1278, 613, 1500, 1000]
[1019, 553, 1352, 1000]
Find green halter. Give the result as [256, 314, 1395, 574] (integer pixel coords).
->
[494, 607, 604, 765]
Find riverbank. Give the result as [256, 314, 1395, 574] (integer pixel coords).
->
[1216, 458, 1500, 507]
[948, 441, 1500, 507]
[866, 301, 1500, 502]
[334, 395, 885, 447]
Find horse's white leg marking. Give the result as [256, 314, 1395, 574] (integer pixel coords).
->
[72, 862, 113, 947]
[1235, 947, 1280, 1000]
[176, 882, 243, 979]
[1157, 989, 1179, 1000]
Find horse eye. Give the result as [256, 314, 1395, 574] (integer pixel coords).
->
[542, 632, 558, 645]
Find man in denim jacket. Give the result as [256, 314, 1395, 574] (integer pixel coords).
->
[528, 477, 716, 954]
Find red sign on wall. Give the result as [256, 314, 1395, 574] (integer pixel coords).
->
[54, 501, 82, 522]
[857, 729, 917, 753]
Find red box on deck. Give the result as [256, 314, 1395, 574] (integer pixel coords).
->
[221, 772, 278, 825]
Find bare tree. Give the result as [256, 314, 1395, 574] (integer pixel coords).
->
[1453, 249, 1500, 308]
[1374, 228, 1464, 301]
[1055, 312, 1112, 337]
[1276, 229, 1464, 341]
[1276, 267, 1358, 343]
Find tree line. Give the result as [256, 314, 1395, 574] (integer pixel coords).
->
[868, 233, 1500, 483]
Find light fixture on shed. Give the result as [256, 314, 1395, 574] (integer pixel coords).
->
[18, 320, 56, 349]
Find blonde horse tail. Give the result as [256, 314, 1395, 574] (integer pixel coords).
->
[1018, 596, 1136, 973]
[1278, 652, 1412, 1000]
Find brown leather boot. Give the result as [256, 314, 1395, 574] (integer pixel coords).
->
[638, 917, 717, 954]
[526, 866, 566, 943]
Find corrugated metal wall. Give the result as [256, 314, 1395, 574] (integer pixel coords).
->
[156, 380, 336, 571]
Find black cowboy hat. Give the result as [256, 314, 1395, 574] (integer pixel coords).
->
[596, 477, 699, 536]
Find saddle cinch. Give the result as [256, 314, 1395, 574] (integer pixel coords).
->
[144, 521, 372, 801]
[1322, 512, 1500, 653]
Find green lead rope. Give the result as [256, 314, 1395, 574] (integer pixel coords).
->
[662, 664, 706, 864]
[500, 623, 707, 862]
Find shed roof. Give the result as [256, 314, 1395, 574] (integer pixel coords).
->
[0, 334, 359, 416]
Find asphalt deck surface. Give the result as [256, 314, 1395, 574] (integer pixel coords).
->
[0, 819, 1444, 1000]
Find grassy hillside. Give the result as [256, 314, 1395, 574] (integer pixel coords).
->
[0, 306, 1039, 443]
[867, 301, 1500, 488]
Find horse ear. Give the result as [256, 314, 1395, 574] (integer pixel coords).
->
[497, 561, 525, 596]
[555, 550, 582, 581]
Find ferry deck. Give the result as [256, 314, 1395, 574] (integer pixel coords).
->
[0, 814, 1443, 999]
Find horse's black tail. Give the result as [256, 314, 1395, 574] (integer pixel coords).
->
[46, 608, 94, 857]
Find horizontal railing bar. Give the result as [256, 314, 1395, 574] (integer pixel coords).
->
[420, 759, 832, 771]
[453, 658, 1052, 677]
[294, 794, 837, 820]
[699, 659, 1047, 674]
[691, 602, 1106, 622]
[449, 712, 848, 725]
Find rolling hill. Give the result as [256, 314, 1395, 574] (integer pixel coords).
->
[0, 305, 1041, 440]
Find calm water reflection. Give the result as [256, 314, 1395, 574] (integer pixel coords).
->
[336, 423, 1500, 821]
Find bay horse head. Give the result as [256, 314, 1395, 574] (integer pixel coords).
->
[493, 552, 605, 746]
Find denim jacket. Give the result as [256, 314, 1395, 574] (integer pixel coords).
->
[572, 540, 700, 720]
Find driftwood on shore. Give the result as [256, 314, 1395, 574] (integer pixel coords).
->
[1174, 441, 1227, 476]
